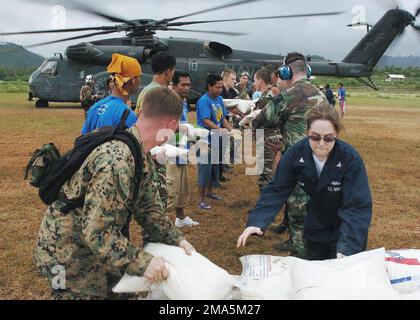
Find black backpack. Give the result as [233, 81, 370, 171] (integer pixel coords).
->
[25, 109, 143, 214]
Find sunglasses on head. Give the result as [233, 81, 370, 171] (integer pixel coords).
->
[308, 135, 337, 143]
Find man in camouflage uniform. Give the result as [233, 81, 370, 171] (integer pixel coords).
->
[252, 69, 283, 192]
[80, 75, 99, 118]
[235, 71, 251, 100]
[251, 53, 330, 258]
[262, 64, 281, 97]
[34, 87, 195, 300]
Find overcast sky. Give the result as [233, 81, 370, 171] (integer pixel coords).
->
[0, 0, 419, 61]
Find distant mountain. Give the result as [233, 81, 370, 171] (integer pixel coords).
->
[378, 55, 420, 68]
[0, 42, 44, 68]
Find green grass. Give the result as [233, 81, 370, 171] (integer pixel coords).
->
[348, 92, 420, 109]
[313, 75, 420, 94]
[0, 81, 29, 94]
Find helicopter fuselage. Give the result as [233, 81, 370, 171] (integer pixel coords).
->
[29, 7, 413, 107]
[28, 36, 288, 106]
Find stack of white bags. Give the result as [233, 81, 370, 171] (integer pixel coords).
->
[112, 244, 420, 300]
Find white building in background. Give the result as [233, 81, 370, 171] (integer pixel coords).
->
[386, 74, 406, 82]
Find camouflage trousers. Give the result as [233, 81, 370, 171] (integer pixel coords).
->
[286, 185, 309, 258]
[257, 130, 283, 191]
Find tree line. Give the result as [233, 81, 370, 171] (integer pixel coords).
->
[0, 67, 37, 81]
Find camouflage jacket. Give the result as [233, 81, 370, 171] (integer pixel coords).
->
[34, 126, 184, 296]
[251, 78, 329, 151]
[235, 84, 250, 100]
[255, 88, 274, 110]
[80, 85, 94, 102]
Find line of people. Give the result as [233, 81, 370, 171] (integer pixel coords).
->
[35, 51, 371, 300]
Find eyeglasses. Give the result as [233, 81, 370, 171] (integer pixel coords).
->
[308, 135, 337, 143]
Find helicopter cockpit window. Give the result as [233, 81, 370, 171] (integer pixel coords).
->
[40, 61, 58, 76]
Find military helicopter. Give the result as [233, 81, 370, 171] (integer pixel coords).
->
[1, 0, 419, 108]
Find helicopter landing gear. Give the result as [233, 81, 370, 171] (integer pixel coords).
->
[35, 100, 49, 108]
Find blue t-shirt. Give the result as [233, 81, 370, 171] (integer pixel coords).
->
[338, 88, 346, 102]
[81, 96, 137, 134]
[196, 93, 227, 129]
[196, 93, 227, 147]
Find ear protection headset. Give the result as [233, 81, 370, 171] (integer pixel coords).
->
[278, 56, 312, 81]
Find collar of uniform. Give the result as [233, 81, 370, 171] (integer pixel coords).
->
[294, 77, 310, 85]
[298, 138, 319, 185]
[126, 126, 156, 178]
[316, 140, 344, 192]
[126, 125, 149, 166]
[127, 125, 143, 147]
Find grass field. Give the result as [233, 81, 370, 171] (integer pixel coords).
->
[0, 92, 419, 300]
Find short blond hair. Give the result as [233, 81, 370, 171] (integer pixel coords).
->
[221, 69, 236, 80]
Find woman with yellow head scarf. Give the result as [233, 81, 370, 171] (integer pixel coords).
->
[107, 53, 142, 100]
[81, 54, 142, 135]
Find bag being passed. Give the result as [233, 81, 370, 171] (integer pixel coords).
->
[223, 99, 255, 114]
[113, 243, 235, 300]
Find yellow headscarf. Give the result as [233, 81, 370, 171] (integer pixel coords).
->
[107, 53, 142, 96]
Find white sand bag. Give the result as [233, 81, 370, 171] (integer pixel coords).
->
[239, 109, 261, 127]
[287, 248, 400, 300]
[183, 123, 211, 139]
[236, 255, 292, 300]
[223, 99, 255, 114]
[113, 243, 235, 300]
[149, 145, 189, 162]
[385, 249, 420, 294]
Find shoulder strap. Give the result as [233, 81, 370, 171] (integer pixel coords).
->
[118, 108, 131, 130]
[111, 129, 143, 201]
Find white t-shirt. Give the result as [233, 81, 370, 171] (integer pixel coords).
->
[313, 153, 326, 177]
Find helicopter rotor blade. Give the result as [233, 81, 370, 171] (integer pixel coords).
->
[20, 0, 129, 23]
[161, 0, 262, 23]
[167, 11, 345, 27]
[25, 29, 117, 48]
[163, 28, 247, 36]
[66, 1, 129, 23]
[0, 26, 117, 36]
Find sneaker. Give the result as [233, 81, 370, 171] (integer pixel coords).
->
[206, 193, 223, 201]
[218, 175, 229, 182]
[175, 217, 200, 228]
[198, 202, 212, 210]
